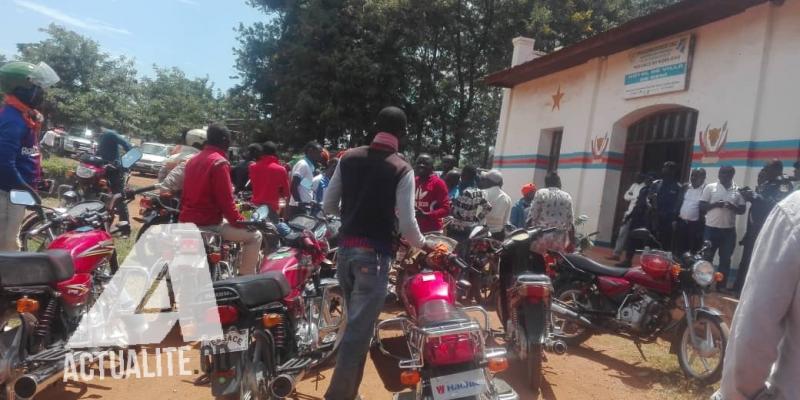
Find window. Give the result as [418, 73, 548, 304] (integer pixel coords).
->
[547, 129, 563, 172]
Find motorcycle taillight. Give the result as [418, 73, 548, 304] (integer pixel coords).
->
[206, 305, 239, 326]
[423, 332, 479, 366]
[139, 197, 152, 210]
[518, 283, 550, 303]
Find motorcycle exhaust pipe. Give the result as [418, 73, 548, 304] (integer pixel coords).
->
[551, 302, 594, 328]
[13, 361, 64, 400]
[270, 370, 305, 399]
[545, 339, 568, 355]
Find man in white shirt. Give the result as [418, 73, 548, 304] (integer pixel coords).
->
[699, 165, 745, 290]
[714, 191, 800, 400]
[610, 173, 647, 261]
[675, 168, 707, 253]
[289, 141, 323, 215]
[480, 170, 512, 238]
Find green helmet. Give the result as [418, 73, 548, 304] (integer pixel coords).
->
[0, 61, 60, 94]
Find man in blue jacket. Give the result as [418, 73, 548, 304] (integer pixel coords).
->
[91, 119, 132, 231]
[0, 61, 59, 251]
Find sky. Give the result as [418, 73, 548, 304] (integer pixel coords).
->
[0, 0, 266, 90]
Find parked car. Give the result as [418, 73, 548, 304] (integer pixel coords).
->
[62, 128, 96, 156]
[132, 142, 171, 176]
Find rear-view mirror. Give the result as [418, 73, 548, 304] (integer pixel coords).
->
[9, 190, 37, 207]
[121, 148, 143, 169]
[469, 226, 490, 240]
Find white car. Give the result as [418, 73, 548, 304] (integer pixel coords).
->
[132, 142, 172, 176]
[62, 128, 96, 155]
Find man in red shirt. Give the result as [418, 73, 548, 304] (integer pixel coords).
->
[179, 123, 262, 275]
[414, 153, 451, 233]
[249, 141, 289, 221]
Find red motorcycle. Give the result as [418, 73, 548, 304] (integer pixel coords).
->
[202, 207, 346, 399]
[550, 228, 729, 384]
[63, 150, 136, 206]
[376, 236, 518, 400]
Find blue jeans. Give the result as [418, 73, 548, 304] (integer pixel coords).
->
[325, 247, 391, 400]
[703, 226, 737, 288]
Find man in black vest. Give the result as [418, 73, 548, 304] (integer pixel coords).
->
[322, 106, 428, 400]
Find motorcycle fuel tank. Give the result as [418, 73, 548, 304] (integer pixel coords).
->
[259, 247, 312, 290]
[403, 271, 455, 318]
[55, 272, 92, 307]
[624, 266, 671, 295]
[596, 276, 632, 300]
[49, 228, 114, 275]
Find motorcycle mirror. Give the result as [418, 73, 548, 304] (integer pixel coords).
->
[469, 225, 489, 239]
[629, 228, 653, 242]
[120, 148, 143, 169]
[576, 214, 590, 223]
[457, 279, 472, 290]
[9, 190, 37, 207]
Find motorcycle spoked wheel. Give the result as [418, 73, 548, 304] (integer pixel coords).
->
[238, 349, 270, 400]
[527, 342, 544, 394]
[210, 261, 236, 282]
[677, 314, 728, 384]
[551, 285, 593, 346]
[469, 260, 498, 306]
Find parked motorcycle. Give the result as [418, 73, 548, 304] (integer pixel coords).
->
[376, 237, 518, 400]
[63, 149, 137, 206]
[493, 227, 567, 394]
[134, 189, 180, 242]
[201, 206, 346, 399]
[457, 226, 502, 305]
[550, 228, 729, 384]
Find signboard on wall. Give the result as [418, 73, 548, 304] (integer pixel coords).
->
[624, 34, 693, 99]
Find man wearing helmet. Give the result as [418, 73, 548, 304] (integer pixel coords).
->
[160, 128, 207, 193]
[0, 61, 59, 251]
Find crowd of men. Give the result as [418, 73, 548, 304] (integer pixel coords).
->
[609, 160, 797, 294]
[3, 60, 800, 400]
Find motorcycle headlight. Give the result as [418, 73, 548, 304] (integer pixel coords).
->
[692, 260, 715, 287]
[76, 165, 95, 179]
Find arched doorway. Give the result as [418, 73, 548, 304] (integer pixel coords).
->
[610, 108, 699, 245]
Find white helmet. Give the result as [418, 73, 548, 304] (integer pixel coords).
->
[185, 128, 207, 148]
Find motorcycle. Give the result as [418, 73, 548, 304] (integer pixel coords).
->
[549, 228, 729, 384]
[202, 205, 346, 399]
[376, 237, 518, 400]
[456, 226, 502, 305]
[1, 184, 152, 400]
[62, 150, 136, 207]
[134, 189, 180, 242]
[493, 227, 567, 394]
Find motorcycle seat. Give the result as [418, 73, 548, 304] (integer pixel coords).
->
[417, 299, 471, 329]
[563, 253, 628, 277]
[80, 154, 106, 167]
[212, 272, 290, 307]
[0, 250, 74, 286]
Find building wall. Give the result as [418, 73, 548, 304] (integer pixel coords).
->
[493, 0, 800, 264]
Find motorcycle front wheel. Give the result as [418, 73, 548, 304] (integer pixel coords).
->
[677, 314, 728, 384]
[18, 212, 60, 252]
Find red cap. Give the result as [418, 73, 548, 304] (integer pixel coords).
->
[521, 183, 537, 196]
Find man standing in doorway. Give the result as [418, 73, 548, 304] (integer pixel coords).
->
[735, 160, 793, 293]
[323, 107, 429, 400]
[675, 168, 707, 253]
[700, 165, 746, 290]
[414, 153, 451, 234]
[609, 173, 647, 261]
[289, 141, 323, 215]
[648, 161, 682, 251]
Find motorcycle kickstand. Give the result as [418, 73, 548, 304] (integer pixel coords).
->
[633, 340, 648, 361]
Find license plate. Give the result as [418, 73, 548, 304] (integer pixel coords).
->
[430, 369, 486, 400]
[202, 328, 249, 353]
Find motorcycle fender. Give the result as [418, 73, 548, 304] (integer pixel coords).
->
[668, 307, 725, 354]
[521, 303, 547, 346]
[210, 351, 244, 397]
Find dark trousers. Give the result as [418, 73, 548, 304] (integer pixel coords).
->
[106, 168, 129, 223]
[734, 232, 757, 293]
[675, 219, 704, 254]
[656, 216, 675, 252]
[703, 227, 737, 288]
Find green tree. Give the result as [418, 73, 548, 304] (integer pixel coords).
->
[16, 24, 140, 131]
[136, 66, 221, 143]
[0, 53, 7, 65]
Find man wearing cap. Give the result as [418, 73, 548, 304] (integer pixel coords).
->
[510, 183, 536, 228]
[481, 170, 512, 239]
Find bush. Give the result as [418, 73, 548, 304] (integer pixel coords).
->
[41, 156, 77, 181]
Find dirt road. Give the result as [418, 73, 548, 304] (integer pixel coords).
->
[41, 174, 717, 399]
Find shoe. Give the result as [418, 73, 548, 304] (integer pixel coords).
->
[606, 255, 621, 261]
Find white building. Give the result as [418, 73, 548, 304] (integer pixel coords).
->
[486, 0, 800, 266]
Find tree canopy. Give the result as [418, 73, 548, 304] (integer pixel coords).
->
[235, 0, 678, 164]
